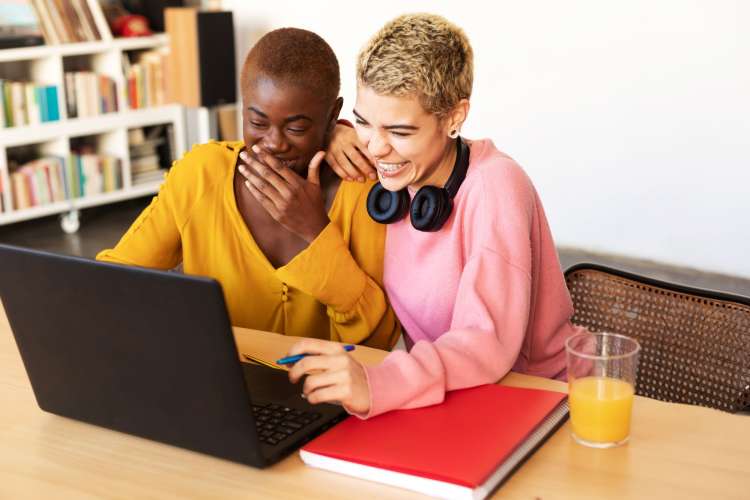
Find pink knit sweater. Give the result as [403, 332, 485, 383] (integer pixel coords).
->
[361, 139, 579, 418]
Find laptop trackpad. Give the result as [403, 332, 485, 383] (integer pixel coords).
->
[242, 363, 304, 403]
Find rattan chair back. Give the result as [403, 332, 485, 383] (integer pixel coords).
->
[565, 264, 750, 413]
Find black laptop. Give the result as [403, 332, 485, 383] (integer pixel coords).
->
[0, 243, 345, 467]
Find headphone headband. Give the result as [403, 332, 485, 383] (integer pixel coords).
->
[443, 137, 470, 198]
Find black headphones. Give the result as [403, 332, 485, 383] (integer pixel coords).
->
[366, 137, 470, 232]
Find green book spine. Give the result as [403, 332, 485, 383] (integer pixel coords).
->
[37, 86, 47, 122]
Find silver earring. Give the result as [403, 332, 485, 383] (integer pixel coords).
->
[449, 129, 459, 139]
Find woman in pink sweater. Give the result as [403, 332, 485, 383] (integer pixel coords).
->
[286, 13, 580, 418]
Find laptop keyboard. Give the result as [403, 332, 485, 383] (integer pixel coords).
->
[252, 402, 322, 446]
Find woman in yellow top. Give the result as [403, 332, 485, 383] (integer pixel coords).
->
[97, 28, 400, 350]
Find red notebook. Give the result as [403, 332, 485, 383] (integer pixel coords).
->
[300, 384, 567, 500]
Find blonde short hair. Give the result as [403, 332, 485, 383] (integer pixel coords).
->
[356, 13, 473, 117]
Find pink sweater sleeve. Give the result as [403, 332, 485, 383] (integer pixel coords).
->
[360, 250, 532, 418]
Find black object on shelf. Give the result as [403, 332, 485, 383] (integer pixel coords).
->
[196, 11, 236, 107]
[0, 34, 44, 49]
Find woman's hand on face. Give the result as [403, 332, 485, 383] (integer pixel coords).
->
[287, 338, 370, 415]
[238, 146, 330, 243]
[325, 123, 378, 182]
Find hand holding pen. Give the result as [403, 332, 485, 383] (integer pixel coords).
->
[285, 339, 370, 414]
[276, 344, 355, 365]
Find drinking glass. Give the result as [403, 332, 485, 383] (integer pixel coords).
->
[566, 331, 640, 448]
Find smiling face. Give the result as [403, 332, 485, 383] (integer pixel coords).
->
[241, 73, 341, 176]
[353, 85, 457, 192]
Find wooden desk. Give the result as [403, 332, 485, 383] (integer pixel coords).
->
[1, 307, 749, 499]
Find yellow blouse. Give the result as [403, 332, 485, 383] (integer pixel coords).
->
[97, 141, 401, 350]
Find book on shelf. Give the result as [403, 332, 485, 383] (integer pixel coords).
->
[23, 84, 39, 125]
[71, 0, 101, 40]
[44, 84, 59, 121]
[29, 0, 57, 44]
[0, 80, 60, 127]
[28, 0, 104, 45]
[0, 0, 45, 49]
[300, 384, 569, 500]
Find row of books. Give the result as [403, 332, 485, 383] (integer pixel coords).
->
[9, 153, 121, 210]
[64, 71, 118, 118]
[1, 80, 60, 128]
[125, 49, 168, 109]
[30, 0, 102, 44]
[1, 72, 173, 128]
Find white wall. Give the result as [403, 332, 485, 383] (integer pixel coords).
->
[226, 0, 750, 278]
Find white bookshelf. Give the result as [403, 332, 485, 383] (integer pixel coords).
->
[0, 34, 171, 62]
[0, 34, 185, 233]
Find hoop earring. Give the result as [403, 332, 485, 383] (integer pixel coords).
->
[448, 129, 459, 139]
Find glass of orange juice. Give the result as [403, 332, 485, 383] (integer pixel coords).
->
[566, 331, 640, 448]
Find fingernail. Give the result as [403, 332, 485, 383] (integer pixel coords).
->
[251, 144, 260, 153]
[369, 173, 377, 180]
[238, 165, 246, 174]
[357, 176, 365, 182]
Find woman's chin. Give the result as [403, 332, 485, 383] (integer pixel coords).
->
[377, 174, 409, 192]
[376, 165, 414, 191]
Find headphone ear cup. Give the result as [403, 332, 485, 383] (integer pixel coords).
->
[367, 183, 411, 224]
[410, 186, 454, 232]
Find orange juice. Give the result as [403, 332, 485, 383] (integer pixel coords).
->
[569, 376, 634, 445]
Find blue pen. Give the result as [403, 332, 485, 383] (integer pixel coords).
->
[276, 345, 355, 365]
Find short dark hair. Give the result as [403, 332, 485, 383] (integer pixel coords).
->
[241, 28, 340, 103]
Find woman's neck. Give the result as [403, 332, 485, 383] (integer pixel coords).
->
[411, 139, 457, 190]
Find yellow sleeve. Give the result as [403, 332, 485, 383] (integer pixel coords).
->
[275, 183, 402, 350]
[96, 162, 186, 269]
[97, 141, 238, 269]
